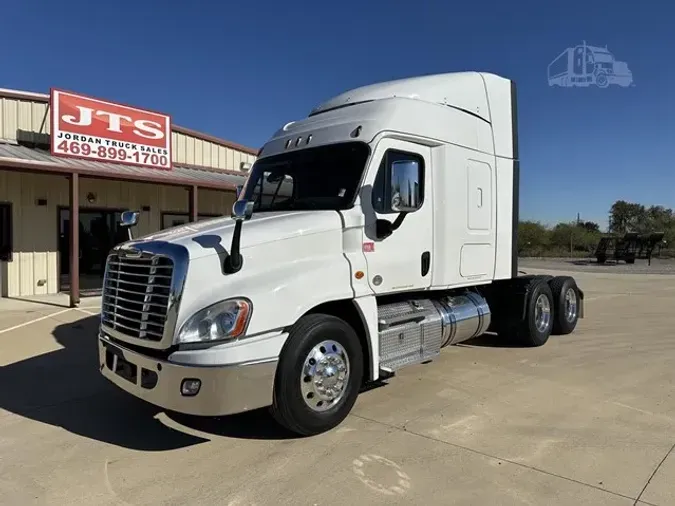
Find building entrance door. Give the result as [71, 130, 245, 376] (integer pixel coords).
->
[58, 208, 126, 294]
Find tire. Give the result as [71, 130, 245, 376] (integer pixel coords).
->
[515, 279, 554, 347]
[625, 258, 635, 264]
[596, 255, 606, 264]
[549, 276, 580, 335]
[596, 72, 609, 88]
[270, 313, 364, 436]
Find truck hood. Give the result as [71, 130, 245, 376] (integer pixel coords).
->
[128, 210, 343, 260]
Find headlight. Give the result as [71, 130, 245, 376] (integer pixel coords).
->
[177, 298, 252, 344]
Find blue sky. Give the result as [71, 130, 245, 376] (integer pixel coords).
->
[2, 1, 673, 230]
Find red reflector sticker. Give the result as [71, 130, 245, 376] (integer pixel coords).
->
[363, 242, 375, 253]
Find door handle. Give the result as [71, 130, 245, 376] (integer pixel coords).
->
[421, 251, 431, 277]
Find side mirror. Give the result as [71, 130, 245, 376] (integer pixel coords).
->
[390, 160, 422, 213]
[119, 210, 140, 228]
[232, 199, 254, 222]
[226, 199, 254, 274]
[266, 172, 285, 184]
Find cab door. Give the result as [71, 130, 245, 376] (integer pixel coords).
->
[360, 138, 433, 294]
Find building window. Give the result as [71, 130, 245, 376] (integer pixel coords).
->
[0, 203, 12, 261]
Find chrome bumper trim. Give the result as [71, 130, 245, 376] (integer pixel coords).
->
[98, 335, 277, 417]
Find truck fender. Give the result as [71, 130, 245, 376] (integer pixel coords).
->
[298, 295, 378, 383]
[352, 295, 379, 382]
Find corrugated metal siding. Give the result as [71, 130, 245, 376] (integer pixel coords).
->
[0, 169, 235, 297]
[201, 189, 237, 215]
[0, 96, 257, 171]
[0, 170, 65, 296]
[171, 131, 256, 171]
[0, 97, 51, 142]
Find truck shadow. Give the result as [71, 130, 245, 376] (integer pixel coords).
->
[191, 234, 230, 275]
[0, 314, 298, 451]
[167, 409, 295, 440]
[0, 313, 518, 445]
[168, 379, 388, 439]
[459, 331, 534, 348]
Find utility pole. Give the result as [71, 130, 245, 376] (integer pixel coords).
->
[570, 213, 579, 256]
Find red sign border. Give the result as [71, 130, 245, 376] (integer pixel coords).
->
[49, 87, 173, 171]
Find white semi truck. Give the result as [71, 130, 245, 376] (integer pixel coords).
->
[98, 72, 584, 436]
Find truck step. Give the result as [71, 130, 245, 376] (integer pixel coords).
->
[378, 366, 396, 380]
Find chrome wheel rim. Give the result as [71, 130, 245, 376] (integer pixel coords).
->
[534, 293, 551, 333]
[564, 287, 578, 323]
[300, 340, 350, 412]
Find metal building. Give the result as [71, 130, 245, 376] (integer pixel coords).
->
[0, 87, 256, 306]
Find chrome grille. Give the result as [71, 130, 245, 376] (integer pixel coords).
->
[101, 251, 174, 342]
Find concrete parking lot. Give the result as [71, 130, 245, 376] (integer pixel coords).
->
[1, 262, 674, 505]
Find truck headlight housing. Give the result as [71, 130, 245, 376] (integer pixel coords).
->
[177, 298, 252, 344]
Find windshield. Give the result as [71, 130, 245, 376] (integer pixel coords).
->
[593, 51, 613, 62]
[242, 141, 370, 212]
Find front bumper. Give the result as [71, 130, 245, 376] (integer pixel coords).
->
[98, 335, 278, 417]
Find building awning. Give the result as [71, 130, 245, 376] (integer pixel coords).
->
[0, 141, 248, 191]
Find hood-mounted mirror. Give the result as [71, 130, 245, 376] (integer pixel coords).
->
[119, 210, 140, 241]
[225, 199, 254, 274]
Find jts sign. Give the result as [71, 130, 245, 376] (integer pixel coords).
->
[50, 89, 172, 170]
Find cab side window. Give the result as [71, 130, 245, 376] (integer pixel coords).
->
[371, 150, 425, 214]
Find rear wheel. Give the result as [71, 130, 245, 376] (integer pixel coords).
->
[515, 279, 554, 347]
[549, 276, 580, 335]
[271, 313, 363, 436]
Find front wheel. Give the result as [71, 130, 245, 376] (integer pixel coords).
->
[596, 72, 609, 88]
[271, 313, 364, 436]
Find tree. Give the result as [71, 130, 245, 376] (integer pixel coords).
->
[550, 222, 575, 250]
[517, 221, 550, 254]
[578, 221, 600, 233]
[517, 200, 675, 259]
[609, 200, 647, 233]
[646, 205, 673, 231]
[546, 221, 601, 254]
